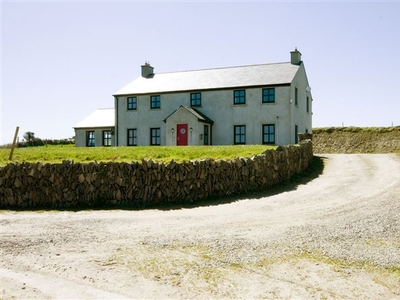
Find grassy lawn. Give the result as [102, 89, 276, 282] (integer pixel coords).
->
[0, 144, 275, 166]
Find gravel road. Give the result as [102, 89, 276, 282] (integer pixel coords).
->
[1, 154, 400, 299]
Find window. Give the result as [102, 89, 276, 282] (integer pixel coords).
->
[86, 131, 95, 147]
[103, 130, 112, 146]
[295, 125, 298, 143]
[263, 124, 275, 144]
[295, 87, 298, 106]
[190, 92, 201, 107]
[150, 95, 161, 109]
[306, 96, 310, 113]
[234, 90, 245, 105]
[127, 97, 137, 110]
[262, 88, 275, 103]
[203, 125, 209, 145]
[234, 125, 246, 144]
[150, 128, 161, 145]
[127, 129, 137, 146]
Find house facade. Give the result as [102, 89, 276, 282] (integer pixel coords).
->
[113, 49, 312, 147]
[74, 108, 115, 147]
[74, 49, 312, 147]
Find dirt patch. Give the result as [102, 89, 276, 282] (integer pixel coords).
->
[1, 154, 400, 299]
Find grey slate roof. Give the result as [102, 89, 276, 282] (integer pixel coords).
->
[114, 62, 299, 96]
[74, 108, 114, 129]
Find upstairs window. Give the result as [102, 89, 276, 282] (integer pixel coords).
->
[295, 87, 298, 106]
[234, 125, 246, 144]
[262, 88, 275, 103]
[150, 95, 161, 109]
[190, 92, 201, 107]
[86, 131, 95, 147]
[127, 97, 137, 110]
[103, 130, 112, 146]
[306, 96, 310, 113]
[234, 90, 245, 105]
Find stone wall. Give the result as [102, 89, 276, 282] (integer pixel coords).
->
[0, 141, 313, 209]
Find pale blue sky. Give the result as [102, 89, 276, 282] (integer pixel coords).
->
[1, 0, 400, 144]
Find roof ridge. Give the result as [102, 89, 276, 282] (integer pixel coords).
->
[155, 61, 292, 75]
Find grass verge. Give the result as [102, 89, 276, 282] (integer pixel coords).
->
[0, 144, 275, 166]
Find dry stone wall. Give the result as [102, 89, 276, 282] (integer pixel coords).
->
[0, 141, 313, 209]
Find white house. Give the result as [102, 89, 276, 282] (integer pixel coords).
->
[74, 108, 115, 147]
[74, 49, 312, 147]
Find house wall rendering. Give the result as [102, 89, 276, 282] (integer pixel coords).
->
[75, 128, 115, 147]
[115, 84, 309, 146]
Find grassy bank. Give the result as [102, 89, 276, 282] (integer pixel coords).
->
[312, 126, 400, 154]
[0, 144, 275, 166]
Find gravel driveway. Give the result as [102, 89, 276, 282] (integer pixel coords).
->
[1, 154, 400, 299]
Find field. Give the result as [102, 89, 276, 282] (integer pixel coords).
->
[0, 144, 274, 166]
[2, 126, 399, 166]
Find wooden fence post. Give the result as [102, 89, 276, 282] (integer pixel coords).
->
[9, 126, 20, 161]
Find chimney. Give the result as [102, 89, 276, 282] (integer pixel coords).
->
[141, 62, 154, 78]
[290, 48, 302, 65]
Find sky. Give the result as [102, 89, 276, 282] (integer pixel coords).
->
[1, 0, 400, 144]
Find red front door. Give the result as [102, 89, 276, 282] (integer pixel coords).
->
[177, 124, 188, 146]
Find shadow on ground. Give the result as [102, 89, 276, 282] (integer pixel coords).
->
[155, 155, 327, 211]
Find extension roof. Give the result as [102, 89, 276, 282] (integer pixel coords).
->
[114, 62, 299, 96]
[73, 108, 115, 129]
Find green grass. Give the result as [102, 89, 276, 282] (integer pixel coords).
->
[0, 144, 275, 166]
[313, 126, 400, 134]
